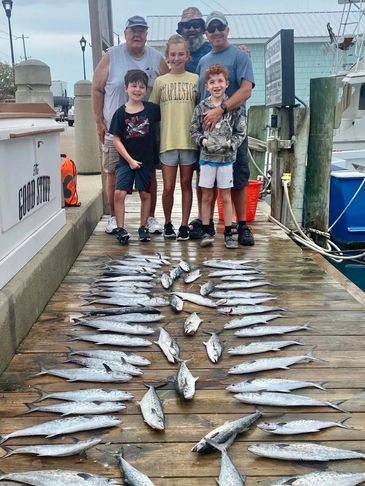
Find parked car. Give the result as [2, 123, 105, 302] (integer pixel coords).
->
[67, 106, 75, 127]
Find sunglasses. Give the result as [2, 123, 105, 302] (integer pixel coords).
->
[182, 21, 203, 30]
[207, 23, 226, 33]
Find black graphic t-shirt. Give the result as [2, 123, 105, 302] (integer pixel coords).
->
[109, 101, 160, 167]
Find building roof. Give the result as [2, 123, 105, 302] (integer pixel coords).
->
[146, 11, 361, 43]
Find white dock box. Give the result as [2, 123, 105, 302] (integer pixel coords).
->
[0, 103, 66, 289]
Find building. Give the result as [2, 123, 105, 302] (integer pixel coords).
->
[146, 10, 359, 107]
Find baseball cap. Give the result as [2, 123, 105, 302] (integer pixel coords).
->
[205, 11, 228, 28]
[177, 7, 205, 33]
[125, 15, 149, 29]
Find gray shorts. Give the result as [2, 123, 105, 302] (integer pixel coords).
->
[102, 138, 120, 173]
[160, 149, 197, 167]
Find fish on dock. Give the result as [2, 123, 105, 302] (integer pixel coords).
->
[203, 331, 224, 363]
[170, 294, 184, 313]
[68, 349, 150, 367]
[172, 292, 217, 308]
[234, 324, 310, 337]
[23, 401, 126, 416]
[65, 355, 143, 376]
[205, 438, 246, 486]
[70, 333, 152, 347]
[200, 280, 214, 296]
[0, 437, 102, 458]
[138, 384, 165, 431]
[118, 453, 155, 486]
[227, 340, 303, 355]
[269, 471, 365, 485]
[0, 469, 120, 485]
[224, 314, 283, 330]
[32, 387, 134, 403]
[72, 319, 155, 335]
[30, 365, 133, 383]
[218, 305, 284, 315]
[184, 268, 202, 283]
[228, 352, 325, 374]
[184, 312, 203, 336]
[154, 327, 180, 363]
[257, 417, 355, 435]
[175, 360, 199, 400]
[226, 378, 327, 394]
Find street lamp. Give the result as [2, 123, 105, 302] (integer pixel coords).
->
[2, 0, 15, 66]
[79, 35, 87, 80]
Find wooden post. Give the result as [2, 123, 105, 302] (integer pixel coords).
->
[247, 105, 269, 179]
[304, 77, 336, 247]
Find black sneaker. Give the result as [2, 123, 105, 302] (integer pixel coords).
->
[200, 233, 214, 247]
[189, 218, 203, 240]
[138, 225, 151, 242]
[238, 225, 255, 246]
[163, 222, 176, 239]
[177, 225, 190, 241]
[209, 219, 216, 236]
[116, 227, 130, 246]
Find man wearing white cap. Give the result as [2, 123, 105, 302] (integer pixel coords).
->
[196, 11, 256, 246]
[92, 15, 169, 235]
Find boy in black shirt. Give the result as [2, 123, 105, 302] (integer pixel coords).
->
[109, 69, 161, 244]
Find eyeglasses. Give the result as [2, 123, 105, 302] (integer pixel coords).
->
[206, 23, 226, 33]
[182, 21, 203, 30]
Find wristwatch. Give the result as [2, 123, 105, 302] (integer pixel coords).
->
[220, 102, 228, 114]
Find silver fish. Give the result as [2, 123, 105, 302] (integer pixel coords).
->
[234, 324, 310, 337]
[208, 269, 261, 277]
[216, 297, 276, 306]
[0, 437, 102, 458]
[212, 291, 273, 299]
[228, 352, 325, 374]
[258, 417, 354, 435]
[170, 294, 184, 313]
[69, 349, 150, 366]
[138, 384, 165, 430]
[170, 265, 182, 281]
[73, 319, 155, 335]
[84, 296, 169, 307]
[87, 288, 150, 297]
[248, 442, 365, 461]
[200, 280, 214, 296]
[269, 471, 365, 485]
[192, 410, 262, 453]
[33, 387, 134, 403]
[71, 333, 152, 347]
[154, 327, 180, 363]
[224, 314, 283, 329]
[24, 400, 126, 416]
[66, 356, 143, 376]
[203, 259, 254, 269]
[118, 454, 155, 486]
[205, 438, 246, 486]
[184, 312, 203, 336]
[31, 365, 133, 383]
[203, 331, 224, 363]
[226, 378, 327, 394]
[0, 469, 119, 485]
[216, 281, 272, 289]
[233, 391, 346, 412]
[221, 275, 262, 281]
[172, 291, 217, 308]
[218, 305, 284, 315]
[75, 313, 163, 324]
[83, 306, 160, 316]
[108, 260, 161, 269]
[96, 281, 154, 289]
[161, 272, 173, 289]
[175, 360, 198, 400]
[96, 275, 154, 283]
[227, 340, 303, 355]
[179, 260, 190, 272]
[184, 268, 202, 283]
[0, 415, 121, 444]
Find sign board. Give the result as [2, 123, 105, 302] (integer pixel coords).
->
[265, 29, 295, 107]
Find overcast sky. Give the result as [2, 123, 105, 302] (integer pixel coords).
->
[0, 0, 340, 97]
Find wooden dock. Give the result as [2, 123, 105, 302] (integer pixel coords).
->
[1, 187, 365, 485]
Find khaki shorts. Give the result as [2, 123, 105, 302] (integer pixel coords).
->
[102, 139, 120, 173]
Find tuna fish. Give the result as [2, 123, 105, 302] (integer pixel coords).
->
[0, 415, 121, 444]
[0, 437, 102, 458]
[169, 265, 182, 281]
[170, 294, 184, 313]
[118, 454, 155, 486]
[138, 384, 165, 431]
[248, 442, 365, 461]
[226, 378, 327, 394]
[203, 331, 224, 363]
[200, 281, 214, 296]
[0, 470, 119, 485]
[257, 417, 354, 435]
[175, 360, 199, 400]
[154, 327, 180, 363]
[179, 260, 190, 272]
[161, 272, 173, 290]
[184, 268, 202, 283]
[184, 312, 203, 336]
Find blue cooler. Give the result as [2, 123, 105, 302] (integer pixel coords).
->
[329, 170, 365, 247]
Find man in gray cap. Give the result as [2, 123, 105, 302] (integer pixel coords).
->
[196, 11, 256, 246]
[92, 15, 169, 235]
[176, 6, 211, 73]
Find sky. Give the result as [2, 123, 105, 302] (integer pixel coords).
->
[0, 0, 340, 97]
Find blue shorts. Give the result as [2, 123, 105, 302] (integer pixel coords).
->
[115, 161, 152, 192]
[233, 136, 249, 189]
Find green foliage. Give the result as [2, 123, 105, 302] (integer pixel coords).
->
[0, 62, 15, 101]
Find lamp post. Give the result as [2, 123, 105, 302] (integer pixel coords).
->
[2, 0, 15, 66]
[79, 35, 87, 80]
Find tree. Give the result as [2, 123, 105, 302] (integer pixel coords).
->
[0, 62, 15, 101]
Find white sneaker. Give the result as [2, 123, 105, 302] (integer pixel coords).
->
[105, 215, 117, 234]
[147, 216, 163, 234]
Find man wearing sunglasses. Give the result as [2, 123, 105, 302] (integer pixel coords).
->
[176, 7, 211, 74]
[196, 11, 255, 246]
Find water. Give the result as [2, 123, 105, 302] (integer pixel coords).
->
[330, 258, 365, 291]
